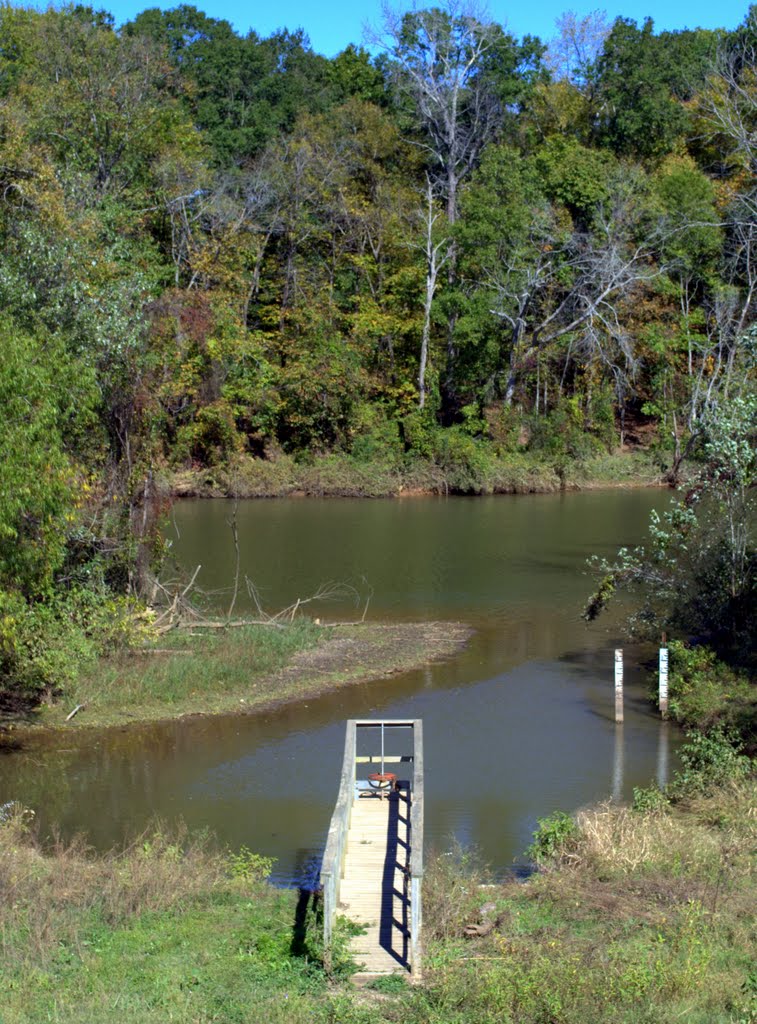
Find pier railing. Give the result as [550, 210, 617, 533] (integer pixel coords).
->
[409, 718, 423, 972]
[320, 718, 423, 974]
[320, 720, 356, 950]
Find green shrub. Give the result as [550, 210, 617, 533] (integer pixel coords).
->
[667, 640, 755, 739]
[399, 409, 439, 459]
[428, 426, 497, 493]
[632, 783, 670, 813]
[0, 587, 149, 711]
[526, 810, 579, 867]
[586, 383, 618, 452]
[349, 405, 404, 464]
[228, 845, 275, 883]
[173, 400, 243, 467]
[526, 399, 600, 464]
[459, 401, 487, 437]
[671, 727, 751, 796]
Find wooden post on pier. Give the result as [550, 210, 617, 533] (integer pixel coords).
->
[659, 645, 669, 719]
[614, 648, 624, 724]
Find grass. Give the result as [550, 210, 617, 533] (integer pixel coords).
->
[29, 620, 320, 729]
[0, 811, 334, 1024]
[407, 777, 757, 1024]
[22, 620, 471, 731]
[573, 450, 663, 487]
[2, 776, 754, 1024]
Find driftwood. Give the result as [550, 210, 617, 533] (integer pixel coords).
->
[65, 704, 86, 722]
[176, 619, 280, 629]
[464, 912, 507, 939]
[245, 578, 361, 624]
[150, 564, 203, 633]
[140, 649, 192, 655]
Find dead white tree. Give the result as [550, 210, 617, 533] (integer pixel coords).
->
[687, 31, 757, 425]
[488, 203, 658, 409]
[369, 1, 532, 413]
[373, 2, 506, 224]
[148, 563, 369, 634]
[546, 8, 610, 88]
[704, 27, 757, 174]
[413, 174, 449, 408]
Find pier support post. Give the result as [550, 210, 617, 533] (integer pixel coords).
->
[614, 648, 624, 724]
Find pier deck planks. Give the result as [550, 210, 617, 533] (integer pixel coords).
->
[338, 791, 411, 976]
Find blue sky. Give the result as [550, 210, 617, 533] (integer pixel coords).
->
[98, 0, 751, 55]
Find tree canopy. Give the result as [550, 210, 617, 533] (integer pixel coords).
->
[0, 1, 755, 706]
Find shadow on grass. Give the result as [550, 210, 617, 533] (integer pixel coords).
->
[290, 887, 319, 959]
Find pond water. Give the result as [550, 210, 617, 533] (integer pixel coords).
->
[1, 489, 679, 883]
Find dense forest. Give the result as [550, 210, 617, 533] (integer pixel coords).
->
[0, 1, 755, 709]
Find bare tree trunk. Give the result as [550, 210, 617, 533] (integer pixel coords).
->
[503, 325, 521, 406]
[226, 501, 241, 623]
[442, 170, 459, 422]
[130, 470, 159, 598]
[418, 178, 448, 409]
[371, 4, 507, 420]
[535, 357, 540, 415]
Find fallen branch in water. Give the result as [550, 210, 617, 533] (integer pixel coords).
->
[245, 578, 359, 625]
[148, 563, 371, 634]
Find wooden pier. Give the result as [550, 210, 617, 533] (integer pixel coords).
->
[320, 719, 423, 980]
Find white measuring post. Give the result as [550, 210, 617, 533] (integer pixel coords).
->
[612, 723, 624, 802]
[659, 646, 669, 719]
[614, 648, 624, 724]
[657, 721, 670, 789]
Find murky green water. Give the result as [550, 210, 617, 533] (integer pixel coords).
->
[1, 490, 679, 882]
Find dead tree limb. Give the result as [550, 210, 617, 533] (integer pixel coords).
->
[226, 502, 241, 623]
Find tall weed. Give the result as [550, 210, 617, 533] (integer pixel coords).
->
[0, 812, 228, 968]
[423, 842, 489, 940]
